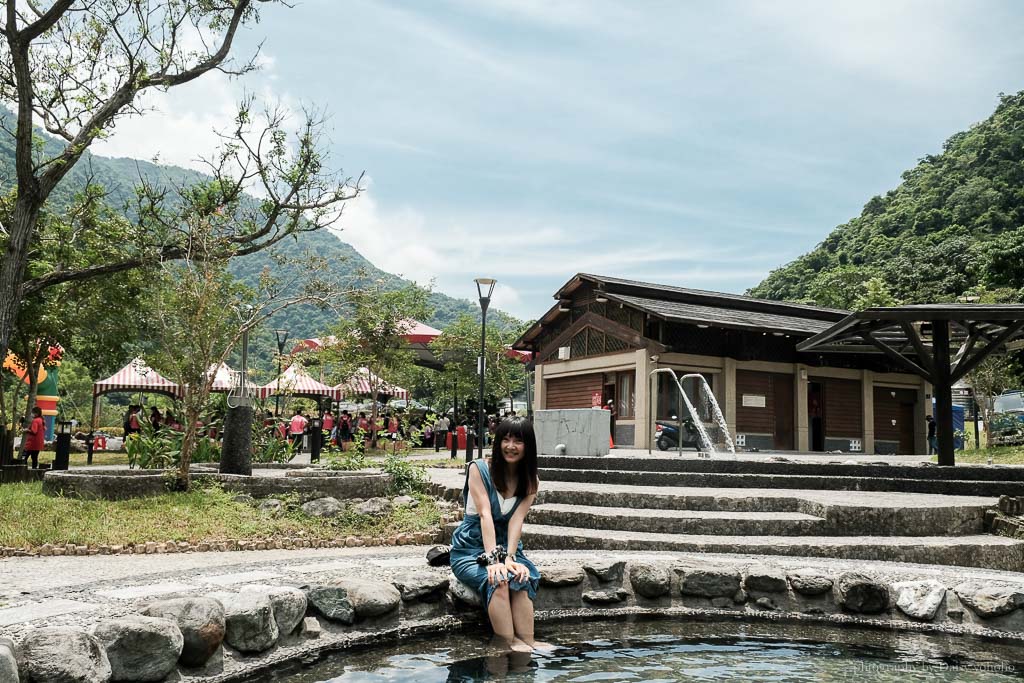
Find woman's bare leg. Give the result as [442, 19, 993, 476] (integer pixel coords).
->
[487, 583, 516, 645]
[509, 589, 535, 645]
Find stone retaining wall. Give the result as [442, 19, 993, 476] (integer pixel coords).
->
[41, 469, 391, 501]
[4, 556, 1023, 683]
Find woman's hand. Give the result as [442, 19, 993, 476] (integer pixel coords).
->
[487, 561, 509, 586]
[505, 557, 529, 582]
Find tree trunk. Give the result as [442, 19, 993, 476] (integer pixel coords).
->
[175, 408, 201, 491]
[220, 405, 253, 475]
[0, 198, 42, 362]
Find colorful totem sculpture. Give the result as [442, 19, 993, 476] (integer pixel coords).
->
[3, 345, 62, 440]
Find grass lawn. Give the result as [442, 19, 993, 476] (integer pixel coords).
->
[928, 421, 1024, 465]
[0, 481, 441, 550]
[947, 445, 1024, 465]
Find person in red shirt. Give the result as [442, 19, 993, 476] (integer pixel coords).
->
[22, 406, 45, 469]
[289, 408, 308, 453]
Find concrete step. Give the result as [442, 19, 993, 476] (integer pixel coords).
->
[528, 503, 826, 536]
[516, 523, 1024, 571]
[540, 467, 1024, 497]
[533, 487, 989, 536]
[538, 455, 1024, 481]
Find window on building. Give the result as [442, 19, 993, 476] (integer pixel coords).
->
[617, 372, 635, 418]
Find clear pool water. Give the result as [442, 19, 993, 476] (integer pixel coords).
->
[265, 619, 1024, 682]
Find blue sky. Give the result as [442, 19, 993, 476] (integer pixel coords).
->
[94, 0, 1024, 320]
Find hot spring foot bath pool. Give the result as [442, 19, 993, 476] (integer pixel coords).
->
[256, 618, 1024, 682]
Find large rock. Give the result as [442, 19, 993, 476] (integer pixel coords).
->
[953, 581, 1024, 618]
[835, 572, 889, 614]
[539, 564, 586, 587]
[241, 585, 307, 636]
[677, 567, 742, 598]
[584, 560, 625, 583]
[142, 596, 225, 667]
[0, 638, 18, 683]
[629, 562, 671, 599]
[208, 591, 279, 654]
[893, 580, 946, 621]
[392, 572, 450, 602]
[788, 569, 834, 596]
[91, 616, 184, 682]
[17, 628, 112, 683]
[449, 575, 484, 607]
[354, 497, 392, 516]
[744, 569, 788, 593]
[306, 579, 401, 623]
[300, 497, 345, 518]
[258, 499, 284, 516]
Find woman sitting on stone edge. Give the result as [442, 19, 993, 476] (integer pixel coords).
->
[450, 416, 543, 652]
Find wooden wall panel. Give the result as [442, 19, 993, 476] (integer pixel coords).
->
[736, 370, 774, 433]
[821, 377, 862, 437]
[545, 374, 603, 410]
[874, 387, 918, 442]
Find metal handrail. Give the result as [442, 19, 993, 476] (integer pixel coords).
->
[648, 368, 735, 458]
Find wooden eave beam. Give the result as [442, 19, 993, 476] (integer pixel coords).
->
[951, 320, 1024, 383]
[862, 332, 932, 381]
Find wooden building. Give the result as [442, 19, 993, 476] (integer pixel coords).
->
[512, 274, 929, 454]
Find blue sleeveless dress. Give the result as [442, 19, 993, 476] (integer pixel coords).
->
[450, 459, 540, 606]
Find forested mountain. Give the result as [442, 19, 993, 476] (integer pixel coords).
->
[749, 91, 1024, 308]
[0, 110, 483, 338]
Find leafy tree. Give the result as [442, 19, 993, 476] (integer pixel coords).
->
[0, 1, 360, 363]
[143, 220, 342, 489]
[314, 282, 432, 427]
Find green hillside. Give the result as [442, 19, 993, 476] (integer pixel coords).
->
[749, 91, 1024, 308]
[0, 110, 482, 337]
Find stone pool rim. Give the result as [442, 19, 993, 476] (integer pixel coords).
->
[215, 608, 1024, 683]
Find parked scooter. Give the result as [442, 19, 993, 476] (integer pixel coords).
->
[654, 415, 700, 451]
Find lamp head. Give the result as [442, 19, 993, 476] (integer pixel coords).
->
[274, 328, 289, 352]
[474, 277, 496, 302]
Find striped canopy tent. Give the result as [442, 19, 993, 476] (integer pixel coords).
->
[334, 367, 409, 401]
[206, 363, 236, 393]
[257, 364, 343, 400]
[92, 358, 182, 399]
[90, 358, 182, 429]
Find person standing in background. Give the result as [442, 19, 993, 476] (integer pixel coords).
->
[22, 406, 45, 468]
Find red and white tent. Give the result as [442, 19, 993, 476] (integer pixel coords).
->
[207, 363, 236, 393]
[92, 358, 182, 398]
[257, 364, 342, 400]
[334, 367, 408, 400]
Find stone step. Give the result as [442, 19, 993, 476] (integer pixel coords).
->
[528, 503, 826, 536]
[515, 524, 1024, 572]
[537, 455, 1024, 482]
[539, 467, 1024, 497]
[533, 487, 989, 536]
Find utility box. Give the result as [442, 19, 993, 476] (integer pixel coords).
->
[534, 409, 610, 456]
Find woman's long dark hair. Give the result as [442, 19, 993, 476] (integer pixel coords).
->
[490, 417, 539, 498]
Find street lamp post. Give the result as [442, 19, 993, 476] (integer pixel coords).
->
[474, 278, 496, 461]
[274, 329, 289, 416]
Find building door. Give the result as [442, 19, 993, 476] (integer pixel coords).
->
[899, 401, 916, 454]
[808, 382, 824, 451]
[773, 373, 794, 450]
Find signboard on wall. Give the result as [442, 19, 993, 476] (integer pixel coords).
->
[742, 394, 766, 408]
[591, 391, 603, 407]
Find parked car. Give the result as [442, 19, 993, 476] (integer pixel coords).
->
[990, 390, 1024, 447]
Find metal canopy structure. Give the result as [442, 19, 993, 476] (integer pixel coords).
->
[797, 304, 1024, 466]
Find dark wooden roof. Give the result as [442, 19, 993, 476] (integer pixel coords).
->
[564, 273, 849, 321]
[605, 293, 835, 335]
[797, 304, 1024, 383]
[513, 272, 849, 350]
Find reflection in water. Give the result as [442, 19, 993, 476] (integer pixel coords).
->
[266, 619, 1024, 683]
